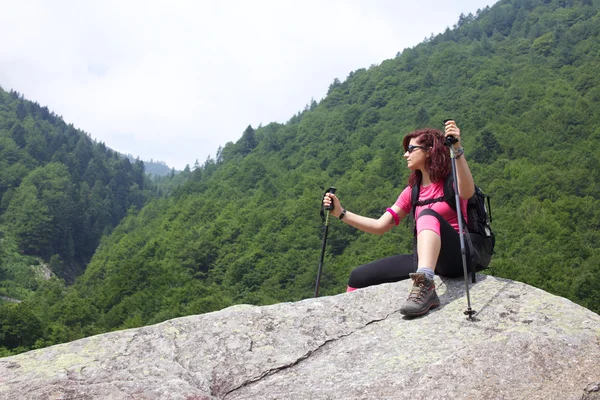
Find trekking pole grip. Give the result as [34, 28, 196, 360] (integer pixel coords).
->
[320, 187, 337, 223]
[325, 187, 336, 211]
[443, 119, 460, 147]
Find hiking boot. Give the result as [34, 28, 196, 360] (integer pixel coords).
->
[400, 273, 440, 317]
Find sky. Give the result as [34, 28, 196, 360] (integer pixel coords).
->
[0, 0, 499, 170]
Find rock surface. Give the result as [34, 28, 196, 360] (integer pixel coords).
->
[1, 275, 599, 400]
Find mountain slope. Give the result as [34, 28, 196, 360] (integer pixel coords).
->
[0, 88, 153, 288]
[2, 0, 599, 354]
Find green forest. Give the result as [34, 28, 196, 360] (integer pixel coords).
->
[1, 0, 599, 356]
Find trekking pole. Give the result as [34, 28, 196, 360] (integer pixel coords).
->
[443, 119, 476, 320]
[315, 187, 336, 298]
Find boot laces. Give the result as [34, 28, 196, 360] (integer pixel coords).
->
[407, 277, 429, 302]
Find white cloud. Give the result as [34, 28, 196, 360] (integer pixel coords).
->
[0, 0, 498, 169]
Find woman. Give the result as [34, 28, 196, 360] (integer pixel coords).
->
[322, 120, 475, 317]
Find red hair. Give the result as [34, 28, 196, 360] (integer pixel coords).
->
[402, 128, 451, 187]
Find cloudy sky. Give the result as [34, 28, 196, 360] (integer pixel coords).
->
[0, 0, 498, 170]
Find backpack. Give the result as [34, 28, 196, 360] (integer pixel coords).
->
[410, 174, 495, 278]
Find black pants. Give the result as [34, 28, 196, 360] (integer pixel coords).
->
[347, 209, 471, 289]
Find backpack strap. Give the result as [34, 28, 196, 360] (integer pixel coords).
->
[486, 194, 493, 223]
[410, 182, 420, 272]
[412, 174, 455, 214]
[442, 173, 474, 231]
[442, 173, 456, 210]
[410, 182, 420, 220]
[415, 196, 445, 206]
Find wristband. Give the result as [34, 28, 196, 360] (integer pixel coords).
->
[339, 209, 347, 220]
[454, 146, 464, 159]
[386, 208, 399, 226]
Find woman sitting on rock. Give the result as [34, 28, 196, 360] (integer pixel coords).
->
[322, 120, 474, 317]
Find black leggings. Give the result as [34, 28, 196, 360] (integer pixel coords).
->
[347, 209, 471, 289]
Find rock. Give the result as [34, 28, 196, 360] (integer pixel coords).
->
[0, 275, 599, 399]
[583, 382, 600, 400]
[34, 262, 54, 281]
[0, 296, 21, 304]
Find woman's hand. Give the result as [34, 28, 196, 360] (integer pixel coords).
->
[444, 120, 462, 150]
[323, 192, 342, 218]
[445, 120, 474, 198]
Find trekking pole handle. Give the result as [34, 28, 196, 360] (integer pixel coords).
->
[444, 136, 459, 147]
[325, 187, 336, 211]
[443, 119, 459, 147]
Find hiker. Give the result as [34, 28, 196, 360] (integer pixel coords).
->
[322, 120, 475, 317]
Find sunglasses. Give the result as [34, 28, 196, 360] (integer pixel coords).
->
[406, 145, 428, 154]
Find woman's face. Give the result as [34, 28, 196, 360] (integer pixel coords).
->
[404, 138, 429, 171]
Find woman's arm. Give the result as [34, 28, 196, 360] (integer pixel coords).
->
[323, 194, 407, 235]
[444, 120, 475, 199]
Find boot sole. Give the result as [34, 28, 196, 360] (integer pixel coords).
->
[400, 301, 441, 317]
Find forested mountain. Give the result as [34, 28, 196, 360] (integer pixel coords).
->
[2, 0, 599, 355]
[0, 88, 154, 289]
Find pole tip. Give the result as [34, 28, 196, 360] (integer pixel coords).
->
[464, 309, 477, 321]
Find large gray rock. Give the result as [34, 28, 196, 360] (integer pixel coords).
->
[1, 275, 599, 400]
